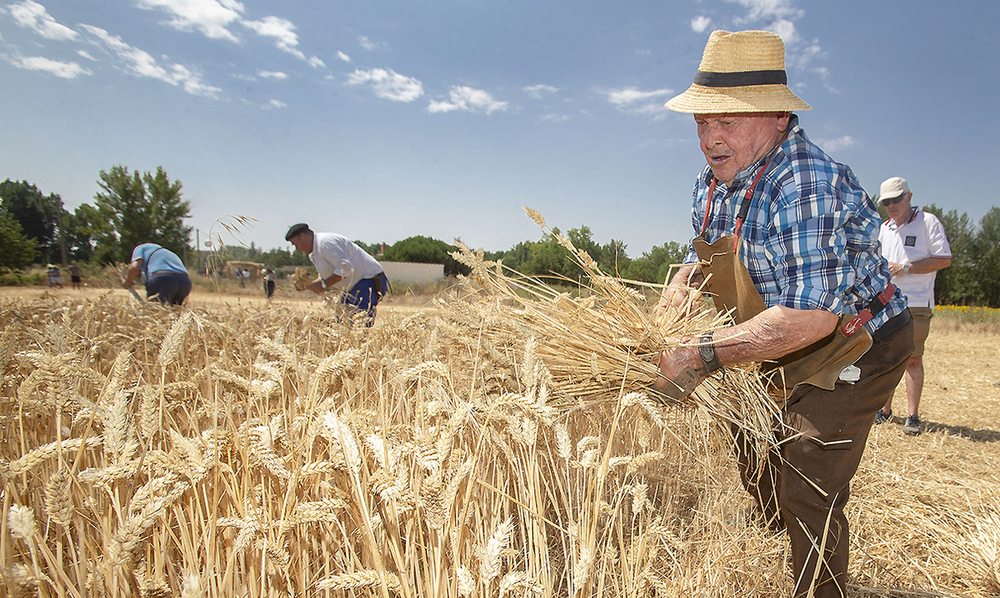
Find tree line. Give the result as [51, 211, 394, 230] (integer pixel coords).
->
[2, 167, 999, 306]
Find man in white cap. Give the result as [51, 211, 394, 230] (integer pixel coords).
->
[875, 177, 951, 435]
[653, 30, 914, 598]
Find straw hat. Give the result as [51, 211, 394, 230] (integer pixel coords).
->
[665, 30, 811, 114]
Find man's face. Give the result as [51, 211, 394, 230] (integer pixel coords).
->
[289, 232, 312, 254]
[694, 112, 790, 186]
[883, 192, 912, 223]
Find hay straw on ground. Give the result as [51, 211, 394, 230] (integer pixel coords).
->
[1, 231, 998, 597]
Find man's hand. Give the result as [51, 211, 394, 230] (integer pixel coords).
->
[886, 261, 908, 277]
[657, 264, 705, 318]
[651, 341, 705, 401]
[308, 280, 326, 294]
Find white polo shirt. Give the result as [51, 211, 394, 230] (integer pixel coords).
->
[309, 232, 383, 291]
[878, 209, 951, 309]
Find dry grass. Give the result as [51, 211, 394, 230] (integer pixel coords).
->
[1, 235, 998, 597]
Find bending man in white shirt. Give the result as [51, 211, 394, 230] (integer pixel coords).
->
[285, 223, 388, 326]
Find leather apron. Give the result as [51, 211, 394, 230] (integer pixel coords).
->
[692, 235, 872, 399]
[692, 151, 873, 401]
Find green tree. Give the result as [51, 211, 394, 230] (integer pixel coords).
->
[520, 229, 575, 281]
[0, 179, 63, 263]
[599, 238, 631, 275]
[621, 241, 690, 284]
[381, 236, 470, 277]
[923, 204, 980, 306]
[258, 247, 311, 268]
[92, 166, 191, 263]
[0, 212, 38, 269]
[973, 206, 1000, 308]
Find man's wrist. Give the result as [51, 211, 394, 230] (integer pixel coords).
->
[319, 278, 327, 289]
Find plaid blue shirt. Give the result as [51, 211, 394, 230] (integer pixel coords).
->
[682, 115, 906, 333]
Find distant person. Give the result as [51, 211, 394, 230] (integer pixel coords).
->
[69, 262, 83, 289]
[262, 266, 277, 299]
[285, 223, 388, 325]
[120, 243, 192, 306]
[875, 177, 952, 436]
[47, 264, 63, 288]
[236, 268, 245, 287]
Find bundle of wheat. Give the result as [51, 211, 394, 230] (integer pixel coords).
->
[291, 267, 312, 291]
[450, 208, 779, 451]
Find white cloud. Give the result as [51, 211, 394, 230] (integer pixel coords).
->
[604, 87, 672, 107]
[9, 1, 78, 41]
[769, 18, 799, 45]
[358, 35, 378, 51]
[817, 135, 855, 152]
[602, 87, 673, 119]
[263, 99, 286, 109]
[242, 16, 304, 59]
[135, 0, 243, 42]
[691, 15, 711, 33]
[726, 0, 805, 45]
[134, 1, 323, 65]
[82, 25, 221, 98]
[541, 113, 572, 123]
[428, 86, 509, 114]
[77, 49, 96, 61]
[523, 84, 558, 100]
[728, 0, 803, 23]
[258, 70, 288, 80]
[336, 51, 351, 63]
[10, 55, 89, 78]
[724, 0, 833, 86]
[789, 39, 824, 69]
[346, 68, 423, 102]
[810, 65, 838, 93]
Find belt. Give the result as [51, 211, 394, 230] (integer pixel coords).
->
[872, 309, 911, 341]
[149, 270, 189, 277]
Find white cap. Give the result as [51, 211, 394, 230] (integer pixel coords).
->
[879, 177, 911, 203]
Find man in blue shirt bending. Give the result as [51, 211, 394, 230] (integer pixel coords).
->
[121, 243, 192, 306]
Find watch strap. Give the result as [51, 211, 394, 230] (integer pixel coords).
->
[696, 332, 723, 376]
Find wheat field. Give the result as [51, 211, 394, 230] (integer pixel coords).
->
[1, 250, 998, 597]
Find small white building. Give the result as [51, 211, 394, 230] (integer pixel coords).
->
[379, 261, 445, 284]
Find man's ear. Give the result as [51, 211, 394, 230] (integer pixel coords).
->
[777, 112, 791, 133]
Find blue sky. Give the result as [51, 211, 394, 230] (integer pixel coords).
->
[2, 0, 997, 257]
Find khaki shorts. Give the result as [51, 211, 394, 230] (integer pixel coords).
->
[909, 306, 933, 357]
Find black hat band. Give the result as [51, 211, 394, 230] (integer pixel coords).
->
[694, 69, 787, 88]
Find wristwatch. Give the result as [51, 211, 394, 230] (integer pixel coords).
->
[902, 263, 911, 272]
[320, 278, 327, 289]
[696, 332, 723, 376]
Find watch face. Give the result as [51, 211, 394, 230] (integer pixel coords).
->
[700, 344, 714, 363]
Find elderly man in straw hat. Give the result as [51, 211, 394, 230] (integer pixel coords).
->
[653, 30, 915, 597]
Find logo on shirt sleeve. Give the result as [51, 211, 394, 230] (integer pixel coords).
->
[904, 236, 917, 247]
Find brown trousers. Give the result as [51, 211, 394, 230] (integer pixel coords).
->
[734, 317, 914, 597]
